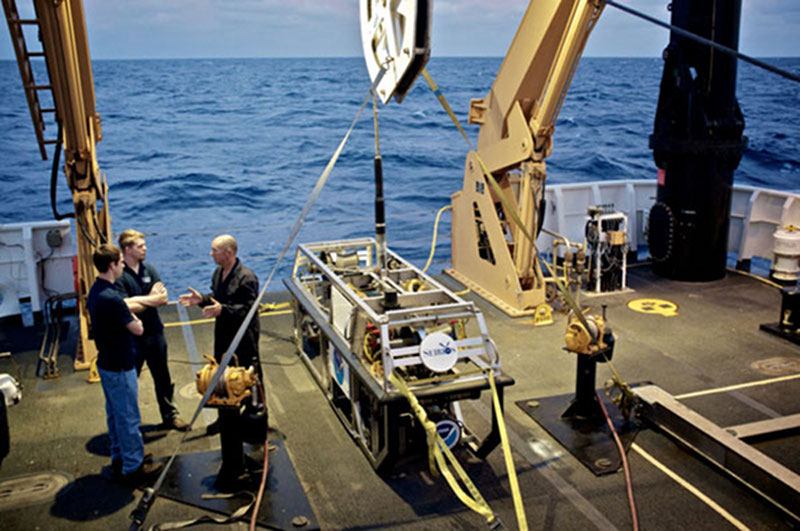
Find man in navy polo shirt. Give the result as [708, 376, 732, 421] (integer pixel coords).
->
[116, 230, 188, 431]
[88, 244, 163, 483]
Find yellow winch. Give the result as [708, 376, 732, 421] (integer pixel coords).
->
[196, 355, 259, 407]
[564, 310, 609, 355]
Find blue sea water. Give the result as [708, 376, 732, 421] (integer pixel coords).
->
[1, 57, 798, 297]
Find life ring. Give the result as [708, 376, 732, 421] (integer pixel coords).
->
[359, 0, 432, 104]
[0, 278, 20, 318]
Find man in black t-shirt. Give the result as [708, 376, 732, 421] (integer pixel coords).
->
[88, 244, 163, 483]
[116, 230, 188, 431]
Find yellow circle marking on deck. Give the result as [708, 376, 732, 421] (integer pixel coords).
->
[627, 298, 679, 317]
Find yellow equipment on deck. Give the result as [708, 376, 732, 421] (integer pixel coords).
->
[3, 0, 111, 369]
[565, 310, 609, 355]
[195, 355, 259, 407]
[447, 0, 605, 316]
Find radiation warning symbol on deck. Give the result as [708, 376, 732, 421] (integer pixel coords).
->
[627, 298, 679, 317]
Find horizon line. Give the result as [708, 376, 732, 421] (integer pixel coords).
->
[2, 54, 799, 61]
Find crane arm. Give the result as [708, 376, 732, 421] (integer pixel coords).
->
[469, 0, 603, 172]
[449, 0, 603, 316]
[35, 0, 103, 184]
[4, 0, 111, 369]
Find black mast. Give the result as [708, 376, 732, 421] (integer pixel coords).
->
[648, 0, 748, 281]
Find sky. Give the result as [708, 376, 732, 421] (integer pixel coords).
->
[0, 0, 798, 60]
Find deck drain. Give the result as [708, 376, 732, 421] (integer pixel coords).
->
[0, 471, 72, 511]
[749, 357, 800, 376]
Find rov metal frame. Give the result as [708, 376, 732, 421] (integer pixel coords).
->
[285, 237, 514, 471]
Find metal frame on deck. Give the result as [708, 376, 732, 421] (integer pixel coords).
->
[635, 384, 800, 521]
[286, 237, 513, 471]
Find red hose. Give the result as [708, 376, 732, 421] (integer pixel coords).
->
[250, 382, 269, 531]
[596, 391, 639, 531]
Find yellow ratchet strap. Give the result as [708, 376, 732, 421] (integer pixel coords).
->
[421, 69, 471, 146]
[421, 68, 590, 331]
[488, 371, 528, 530]
[389, 372, 497, 526]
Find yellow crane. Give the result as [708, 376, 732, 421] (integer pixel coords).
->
[3, 0, 111, 370]
[447, 0, 604, 316]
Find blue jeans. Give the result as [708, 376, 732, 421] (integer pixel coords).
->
[99, 367, 144, 475]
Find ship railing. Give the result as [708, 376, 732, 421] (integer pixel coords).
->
[542, 179, 800, 270]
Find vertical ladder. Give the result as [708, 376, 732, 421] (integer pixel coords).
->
[2, 0, 57, 160]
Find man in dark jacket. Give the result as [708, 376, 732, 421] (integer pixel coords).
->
[180, 234, 260, 372]
[179, 235, 261, 435]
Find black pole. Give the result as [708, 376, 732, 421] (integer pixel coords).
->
[648, 0, 747, 281]
[375, 154, 387, 275]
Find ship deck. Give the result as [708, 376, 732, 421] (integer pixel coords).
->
[1, 262, 799, 530]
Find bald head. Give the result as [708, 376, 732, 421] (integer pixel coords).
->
[210, 234, 238, 268]
[212, 234, 237, 254]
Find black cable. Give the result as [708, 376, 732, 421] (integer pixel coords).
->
[75, 211, 98, 248]
[49, 123, 106, 250]
[602, 0, 800, 84]
[90, 209, 108, 244]
[37, 297, 53, 377]
[50, 123, 74, 221]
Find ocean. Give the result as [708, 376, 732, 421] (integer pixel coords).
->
[1, 57, 798, 298]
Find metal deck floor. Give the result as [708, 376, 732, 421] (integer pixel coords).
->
[1, 263, 798, 529]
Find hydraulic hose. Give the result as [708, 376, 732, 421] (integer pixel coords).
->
[249, 382, 270, 531]
[422, 204, 451, 273]
[597, 391, 639, 531]
[49, 124, 73, 221]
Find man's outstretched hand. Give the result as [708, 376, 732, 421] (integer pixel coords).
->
[178, 287, 202, 307]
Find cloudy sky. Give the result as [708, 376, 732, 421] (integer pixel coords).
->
[1, 0, 798, 60]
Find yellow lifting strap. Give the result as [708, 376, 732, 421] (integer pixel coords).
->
[421, 69, 472, 146]
[389, 371, 496, 525]
[390, 371, 529, 529]
[488, 370, 528, 531]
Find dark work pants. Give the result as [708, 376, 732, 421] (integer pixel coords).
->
[135, 332, 179, 424]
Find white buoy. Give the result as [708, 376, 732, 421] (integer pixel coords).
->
[772, 227, 800, 282]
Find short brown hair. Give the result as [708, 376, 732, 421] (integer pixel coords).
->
[93, 244, 121, 273]
[118, 229, 145, 251]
